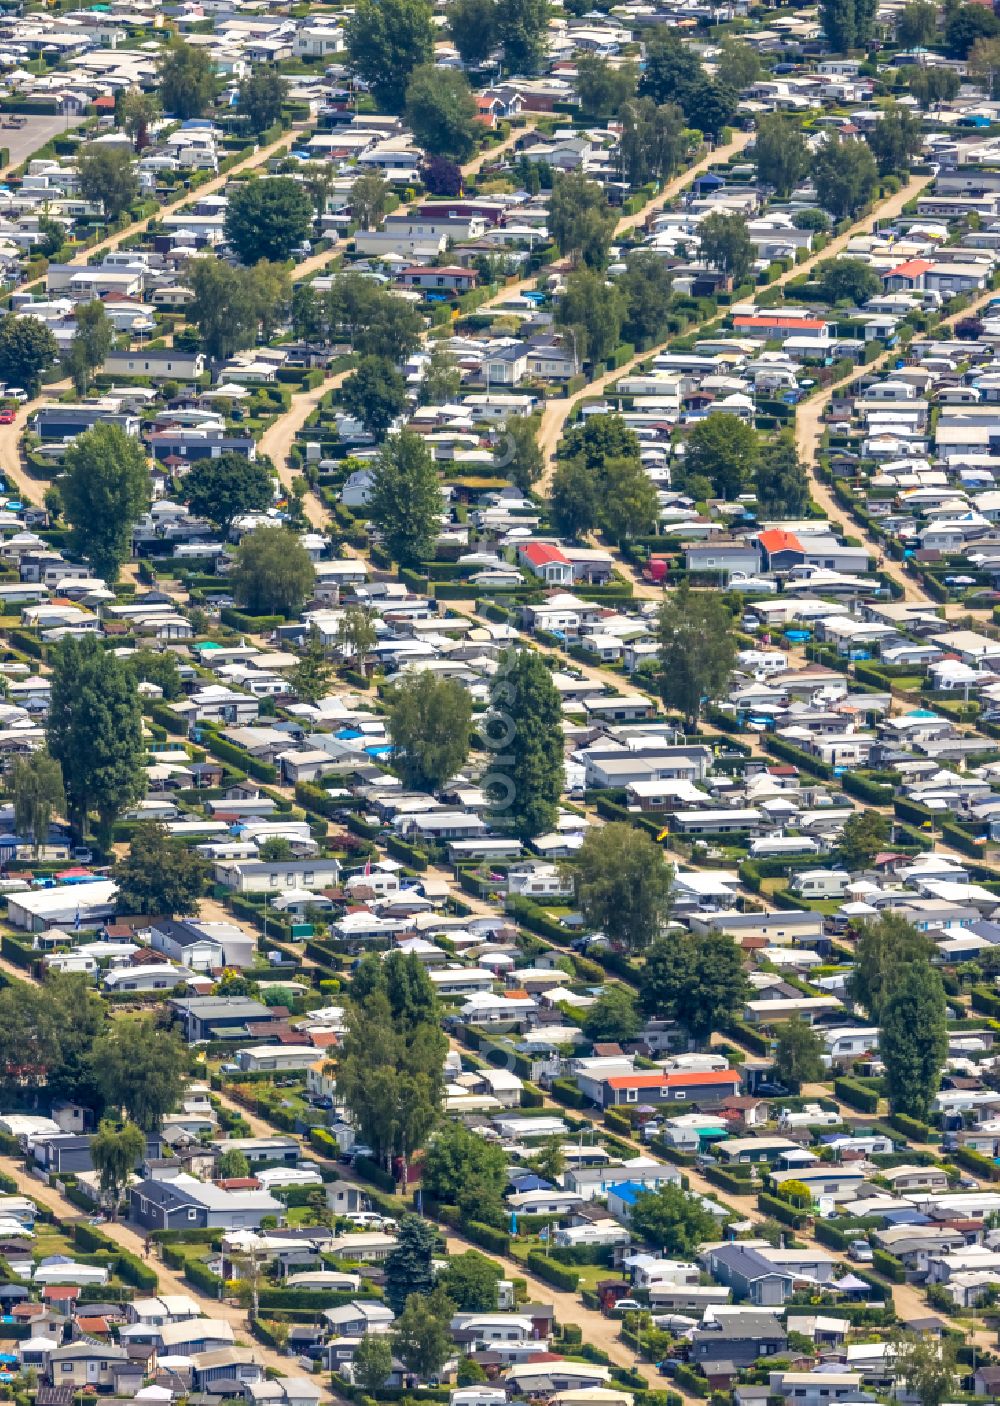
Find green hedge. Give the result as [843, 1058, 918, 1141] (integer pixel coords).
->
[200, 729, 277, 783]
[952, 1146, 1000, 1181]
[842, 772, 894, 805]
[764, 734, 833, 779]
[813, 1219, 850, 1251]
[757, 1190, 809, 1228]
[887, 1111, 931, 1142]
[551, 1077, 589, 1109]
[385, 833, 429, 871]
[526, 1250, 580, 1290]
[834, 1077, 879, 1113]
[972, 985, 1000, 1018]
[872, 1248, 905, 1283]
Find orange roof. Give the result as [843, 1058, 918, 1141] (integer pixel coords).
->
[733, 316, 826, 330]
[888, 258, 933, 279]
[605, 1069, 740, 1090]
[758, 528, 804, 554]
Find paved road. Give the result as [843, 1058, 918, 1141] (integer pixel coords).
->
[0, 113, 84, 176]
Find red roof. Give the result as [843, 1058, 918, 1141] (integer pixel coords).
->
[41, 1286, 79, 1300]
[605, 1069, 740, 1090]
[758, 528, 805, 555]
[521, 542, 570, 566]
[733, 316, 826, 331]
[887, 258, 933, 279]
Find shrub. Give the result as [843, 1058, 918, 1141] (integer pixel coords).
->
[834, 1077, 879, 1113]
[526, 1250, 580, 1291]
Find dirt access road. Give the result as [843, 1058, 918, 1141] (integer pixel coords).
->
[535, 166, 934, 489]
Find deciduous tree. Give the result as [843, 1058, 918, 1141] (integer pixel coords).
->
[813, 137, 878, 218]
[865, 103, 923, 176]
[482, 649, 563, 841]
[882, 962, 948, 1120]
[351, 170, 389, 230]
[494, 0, 548, 74]
[289, 625, 335, 705]
[124, 648, 182, 700]
[848, 912, 935, 1022]
[347, 0, 435, 111]
[159, 39, 218, 118]
[819, 0, 877, 52]
[447, 0, 497, 67]
[368, 431, 443, 566]
[113, 821, 209, 915]
[342, 354, 408, 438]
[573, 822, 673, 952]
[683, 414, 760, 500]
[353, 1335, 393, 1394]
[91, 1119, 144, 1210]
[837, 809, 890, 871]
[820, 257, 881, 304]
[549, 171, 617, 268]
[61, 422, 150, 583]
[498, 414, 543, 493]
[237, 66, 288, 134]
[698, 210, 754, 286]
[392, 1292, 454, 1378]
[186, 258, 289, 361]
[640, 930, 749, 1039]
[225, 177, 312, 264]
[576, 54, 638, 116]
[439, 1251, 502, 1312]
[183, 452, 275, 530]
[598, 456, 659, 539]
[756, 431, 809, 518]
[92, 1016, 187, 1130]
[0, 313, 58, 392]
[555, 266, 625, 364]
[657, 582, 738, 725]
[774, 1017, 826, 1091]
[64, 299, 114, 394]
[947, 4, 1000, 58]
[630, 1183, 722, 1256]
[120, 88, 159, 149]
[387, 671, 473, 791]
[620, 249, 674, 345]
[77, 145, 138, 220]
[405, 65, 479, 162]
[753, 114, 809, 197]
[896, 0, 937, 46]
[581, 984, 643, 1043]
[12, 751, 64, 855]
[549, 456, 598, 539]
[217, 1148, 251, 1179]
[233, 525, 315, 617]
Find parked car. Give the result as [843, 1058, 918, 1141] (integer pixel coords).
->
[848, 1240, 873, 1263]
[0, 410, 15, 424]
[3, 389, 27, 403]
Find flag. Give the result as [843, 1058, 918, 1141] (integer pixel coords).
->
[363, 856, 371, 878]
[656, 826, 670, 843]
[74, 907, 81, 931]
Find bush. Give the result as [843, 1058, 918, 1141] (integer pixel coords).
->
[834, 1076, 879, 1114]
[887, 1111, 931, 1142]
[526, 1250, 580, 1291]
[952, 1146, 1000, 1182]
[813, 1219, 849, 1251]
[872, 1248, 905, 1283]
[757, 1191, 809, 1228]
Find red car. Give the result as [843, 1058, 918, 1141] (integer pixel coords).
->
[0, 410, 16, 424]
